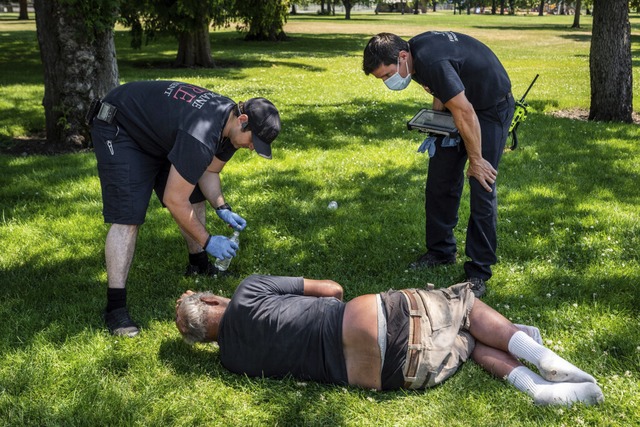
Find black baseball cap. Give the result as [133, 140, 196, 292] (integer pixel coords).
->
[244, 98, 281, 160]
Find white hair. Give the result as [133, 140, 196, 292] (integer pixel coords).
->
[176, 292, 214, 344]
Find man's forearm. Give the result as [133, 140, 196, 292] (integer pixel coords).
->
[167, 202, 210, 248]
[303, 278, 344, 300]
[197, 171, 224, 207]
[448, 99, 498, 192]
[444, 92, 483, 163]
[455, 111, 483, 164]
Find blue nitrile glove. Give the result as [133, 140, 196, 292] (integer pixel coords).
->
[204, 235, 239, 260]
[417, 135, 437, 158]
[441, 134, 461, 147]
[216, 209, 247, 231]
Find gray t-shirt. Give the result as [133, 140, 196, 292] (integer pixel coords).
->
[218, 275, 348, 385]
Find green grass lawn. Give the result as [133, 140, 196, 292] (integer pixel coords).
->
[1, 10, 639, 426]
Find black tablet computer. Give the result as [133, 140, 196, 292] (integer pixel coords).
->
[407, 109, 457, 135]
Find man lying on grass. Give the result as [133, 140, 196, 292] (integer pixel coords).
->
[175, 274, 603, 406]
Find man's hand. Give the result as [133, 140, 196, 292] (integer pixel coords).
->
[216, 209, 247, 231]
[205, 235, 239, 260]
[467, 158, 497, 192]
[444, 91, 496, 192]
[176, 290, 195, 309]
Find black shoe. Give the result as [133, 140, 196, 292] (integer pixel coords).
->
[185, 261, 220, 277]
[104, 307, 140, 337]
[466, 277, 487, 298]
[409, 252, 456, 270]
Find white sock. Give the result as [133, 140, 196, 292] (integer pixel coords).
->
[507, 366, 604, 406]
[514, 324, 542, 344]
[508, 331, 596, 383]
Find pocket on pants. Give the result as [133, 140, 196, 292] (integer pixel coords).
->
[98, 162, 132, 222]
[423, 291, 453, 332]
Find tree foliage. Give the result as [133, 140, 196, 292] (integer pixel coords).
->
[56, 0, 121, 34]
[235, 0, 289, 40]
[119, 0, 233, 49]
[117, 0, 290, 62]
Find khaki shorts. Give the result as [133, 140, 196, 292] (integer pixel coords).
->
[400, 282, 476, 389]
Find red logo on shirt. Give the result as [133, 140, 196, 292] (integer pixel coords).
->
[172, 84, 207, 103]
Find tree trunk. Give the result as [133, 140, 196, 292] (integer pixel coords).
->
[571, 0, 581, 28]
[174, 23, 214, 68]
[343, 0, 351, 19]
[18, 0, 28, 19]
[589, 0, 632, 122]
[33, 0, 119, 149]
[538, 0, 545, 16]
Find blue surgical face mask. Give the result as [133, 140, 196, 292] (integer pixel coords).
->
[384, 56, 412, 91]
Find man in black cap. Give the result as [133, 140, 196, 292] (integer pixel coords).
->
[89, 80, 281, 337]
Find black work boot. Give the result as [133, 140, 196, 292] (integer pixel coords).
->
[104, 307, 140, 337]
[466, 277, 487, 298]
[184, 260, 220, 277]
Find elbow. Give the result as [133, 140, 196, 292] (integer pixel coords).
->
[326, 280, 344, 301]
[303, 278, 345, 300]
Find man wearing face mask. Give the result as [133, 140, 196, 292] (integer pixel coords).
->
[89, 80, 281, 336]
[362, 32, 514, 298]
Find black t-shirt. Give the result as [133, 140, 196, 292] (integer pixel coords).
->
[103, 80, 237, 184]
[218, 275, 349, 385]
[409, 31, 511, 110]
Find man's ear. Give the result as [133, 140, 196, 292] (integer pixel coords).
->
[200, 295, 221, 306]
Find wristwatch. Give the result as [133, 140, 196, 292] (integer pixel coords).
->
[215, 202, 232, 211]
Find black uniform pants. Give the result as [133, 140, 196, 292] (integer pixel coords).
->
[424, 94, 515, 280]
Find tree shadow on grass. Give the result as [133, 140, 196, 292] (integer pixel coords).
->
[472, 24, 592, 32]
[157, 336, 414, 425]
[158, 337, 354, 425]
[0, 117, 636, 425]
[1, 91, 637, 374]
[120, 57, 327, 73]
[116, 31, 373, 72]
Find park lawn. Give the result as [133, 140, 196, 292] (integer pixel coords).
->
[1, 10, 639, 427]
